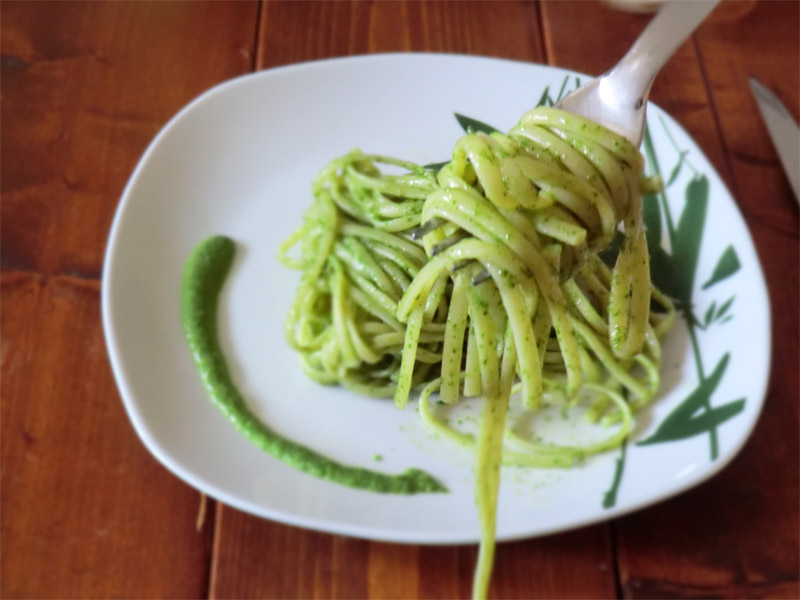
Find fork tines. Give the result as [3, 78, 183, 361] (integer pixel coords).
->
[409, 218, 444, 240]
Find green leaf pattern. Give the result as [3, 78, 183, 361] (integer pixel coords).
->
[454, 113, 498, 135]
[635, 122, 745, 464]
[638, 354, 744, 445]
[703, 246, 741, 289]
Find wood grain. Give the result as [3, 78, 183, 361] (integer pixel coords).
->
[695, 0, 800, 222]
[1, 1, 258, 277]
[0, 273, 211, 598]
[211, 506, 616, 600]
[1, 1, 258, 598]
[3, 1, 798, 598]
[257, 0, 544, 69]
[541, 0, 799, 597]
[212, 2, 618, 599]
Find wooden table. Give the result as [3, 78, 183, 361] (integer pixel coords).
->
[2, 1, 798, 598]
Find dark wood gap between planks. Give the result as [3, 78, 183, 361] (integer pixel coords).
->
[0, 270, 99, 290]
[690, 35, 739, 197]
[200, 495, 220, 600]
[533, 0, 549, 65]
[608, 521, 624, 600]
[250, 0, 265, 73]
[208, 501, 225, 600]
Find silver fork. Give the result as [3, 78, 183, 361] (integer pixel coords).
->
[556, 0, 720, 146]
[413, 0, 720, 281]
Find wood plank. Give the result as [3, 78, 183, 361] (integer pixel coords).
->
[257, 0, 544, 68]
[1, 1, 260, 597]
[694, 0, 799, 220]
[0, 0, 258, 277]
[0, 273, 213, 598]
[211, 506, 616, 599]
[541, 0, 799, 597]
[213, 2, 617, 598]
[211, 511, 370, 600]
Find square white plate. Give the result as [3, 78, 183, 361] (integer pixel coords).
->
[102, 54, 770, 544]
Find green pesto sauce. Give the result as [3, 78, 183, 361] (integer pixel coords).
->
[181, 235, 446, 495]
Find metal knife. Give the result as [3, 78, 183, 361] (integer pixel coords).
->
[748, 77, 800, 201]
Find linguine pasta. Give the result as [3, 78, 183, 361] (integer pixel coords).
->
[280, 106, 674, 599]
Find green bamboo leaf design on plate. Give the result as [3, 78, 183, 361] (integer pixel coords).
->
[423, 161, 449, 171]
[638, 353, 738, 446]
[425, 112, 502, 169]
[608, 122, 746, 506]
[664, 176, 709, 302]
[715, 296, 735, 320]
[440, 76, 582, 168]
[666, 151, 688, 186]
[602, 440, 628, 509]
[639, 399, 745, 444]
[702, 245, 741, 289]
[667, 399, 745, 439]
[536, 85, 552, 108]
[454, 113, 498, 135]
[642, 176, 709, 301]
[535, 74, 579, 108]
[703, 301, 717, 327]
[553, 75, 571, 103]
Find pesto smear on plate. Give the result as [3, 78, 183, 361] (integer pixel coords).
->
[180, 235, 446, 494]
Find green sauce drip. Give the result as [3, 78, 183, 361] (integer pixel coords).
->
[181, 235, 446, 495]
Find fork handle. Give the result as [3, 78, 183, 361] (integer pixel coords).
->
[607, 0, 720, 105]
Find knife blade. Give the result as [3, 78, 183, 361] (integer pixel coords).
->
[748, 77, 800, 201]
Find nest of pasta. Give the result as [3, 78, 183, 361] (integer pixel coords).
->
[280, 106, 675, 598]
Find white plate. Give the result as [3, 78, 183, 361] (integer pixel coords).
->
[102, 54, 770, 544]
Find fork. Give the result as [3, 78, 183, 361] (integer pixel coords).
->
[412, 0, 720, 281]
[556, 0, 720, 146]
